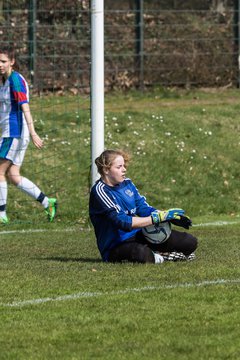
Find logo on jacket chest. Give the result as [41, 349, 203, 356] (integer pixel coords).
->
[125, 189, 134, 197]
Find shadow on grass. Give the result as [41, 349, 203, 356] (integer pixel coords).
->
[38, 256, 102, 263]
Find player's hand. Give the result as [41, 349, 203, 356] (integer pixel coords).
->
[151, 208, 185, 226]
[31, 133, 43, 149]
[170, 214, 192, 229]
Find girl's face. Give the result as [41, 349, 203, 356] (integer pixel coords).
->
[103, 155, 127, 186]
[0, 53, 15, 78]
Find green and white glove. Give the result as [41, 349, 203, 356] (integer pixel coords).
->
[151, 208, 185, 227]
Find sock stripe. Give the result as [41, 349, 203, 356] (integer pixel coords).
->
[37, 192, 46, 203]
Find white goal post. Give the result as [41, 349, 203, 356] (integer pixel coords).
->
[91, 0, 104, 186]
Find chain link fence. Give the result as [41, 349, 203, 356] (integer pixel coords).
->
[0, 0, 239, 91]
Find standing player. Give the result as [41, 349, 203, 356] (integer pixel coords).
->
[0, 46, 57, 224]
[89, 149, 198, 264]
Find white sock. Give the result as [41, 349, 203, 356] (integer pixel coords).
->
[17, 177, 48, 208]
[0, 181, 7, 217]
[153, 252, 164, 264]
[41, 197, 49, 209]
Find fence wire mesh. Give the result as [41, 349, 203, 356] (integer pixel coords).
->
[0, 0, 239, 91]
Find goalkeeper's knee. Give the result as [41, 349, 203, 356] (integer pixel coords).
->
[183, 233, 198, 255]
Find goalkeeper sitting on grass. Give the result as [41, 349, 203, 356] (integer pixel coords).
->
[89, 149, 198, 264]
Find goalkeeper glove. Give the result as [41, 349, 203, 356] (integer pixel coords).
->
[170, 214, 192, 229]
[151, 208, 185, 227]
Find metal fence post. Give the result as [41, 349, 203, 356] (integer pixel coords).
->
[233, 0, 240, 87]
[135, 0, 144, 89]
[28, 0, 37, 87]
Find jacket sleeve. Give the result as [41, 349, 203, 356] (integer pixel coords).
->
[89, 184, 132, 232]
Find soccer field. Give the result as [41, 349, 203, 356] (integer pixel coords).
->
[1, 222, 240, 359]
[1, 89, 240, 359]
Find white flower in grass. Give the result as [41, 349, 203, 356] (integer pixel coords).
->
[203, 155, 207, 159]
[133, 131, 139, 136]
[192, 149, 196, 153]
[176, 141, 185, 149]
[112, 116, 117, 121]
[165, 132, 171, 136]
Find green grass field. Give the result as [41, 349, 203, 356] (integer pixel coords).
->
[1, 88, 240, 359]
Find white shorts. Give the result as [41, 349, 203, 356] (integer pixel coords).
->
[0, 136, 30, 166]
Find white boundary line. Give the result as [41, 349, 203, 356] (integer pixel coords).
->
[0, 219, 239, 235]
[1, 278, 240, 308]
[193, 220, 240, 227]
[0, 227, 83, 235]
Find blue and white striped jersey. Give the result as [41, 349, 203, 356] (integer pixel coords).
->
[0, 71, 29, 138]
[89, 178, 156, 261]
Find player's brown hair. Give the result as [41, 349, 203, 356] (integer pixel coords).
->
[0, 46, 19, 71]
[95, 149, 130, 177]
